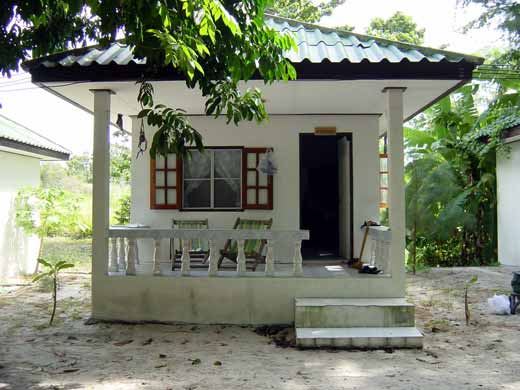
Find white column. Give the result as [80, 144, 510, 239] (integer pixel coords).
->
[91, 89, 113, 312]
[384, 87, 406, 293]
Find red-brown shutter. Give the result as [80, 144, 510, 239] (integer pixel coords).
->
[150, 154, 182, 209]
[242, 147, 273, 210]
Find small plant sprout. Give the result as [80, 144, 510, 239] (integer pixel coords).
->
[464, 275, 478, 326]
[32, 258, 74, 326]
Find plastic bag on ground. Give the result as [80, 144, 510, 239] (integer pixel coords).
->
[487, 294, 511, 315]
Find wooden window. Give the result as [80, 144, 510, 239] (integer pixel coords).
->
[150, 154, 182, 209]
[242, 147, 273, 209]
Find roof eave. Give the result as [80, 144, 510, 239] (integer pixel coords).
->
[0, 137, 70, 160]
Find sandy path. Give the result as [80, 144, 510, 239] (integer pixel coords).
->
[1, 267, 520, 390]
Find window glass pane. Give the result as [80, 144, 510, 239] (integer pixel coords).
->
[167, 154, 177, 169]
[247, 153, 257, 169]
[214, 149, 241, 178]
[258, 172, 268, 186]
[167, 189, 177, 205]
[155, 189, 165, 205]
[156, 155, 165, 169]
[259, 189, 268, 205]
[247, 189, 256, 204]
[184, 150, 211, 179]
[184, 179, 211, 208]
[380, 157, 388, 172]
[156, 171, 165, 187]
[214, 179, 241, 208]
[247, 171, 256, 186]
[380, 173, 388, 188]
[166, 171, 177, 187]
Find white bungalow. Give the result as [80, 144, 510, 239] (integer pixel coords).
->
[24, 17, 483, 348]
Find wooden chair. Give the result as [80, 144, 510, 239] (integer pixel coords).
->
[170, 219, 209, 270]
[218, 217, 273, 271]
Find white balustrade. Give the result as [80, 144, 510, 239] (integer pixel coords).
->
[152, 239, 162, 276]
[107, 227, 310, 277]
[265, 240, 275, 276]
[293, 240, 303, 276]
[126, 238, 137, 275]
[109, 237, 118, 272]
[236, 240, 247, 275]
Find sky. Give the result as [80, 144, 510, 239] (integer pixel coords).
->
[0, 0, 504, 155]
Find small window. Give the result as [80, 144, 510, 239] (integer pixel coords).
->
[150, 147, 273, 210]
[183, 149, 242, 210]
[150, 154, 181, 209]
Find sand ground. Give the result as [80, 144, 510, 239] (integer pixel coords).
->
[1, 266, 520, 390]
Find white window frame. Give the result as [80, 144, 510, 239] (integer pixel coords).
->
[182, 148, 242, 210]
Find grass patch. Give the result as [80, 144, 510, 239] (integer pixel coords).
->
[41, 237, 91, 271]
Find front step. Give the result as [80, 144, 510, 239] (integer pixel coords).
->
[296, 327, 423, 349]
[295, 298, 415, 328]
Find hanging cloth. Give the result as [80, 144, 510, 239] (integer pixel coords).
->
[257, 149, 277, 175]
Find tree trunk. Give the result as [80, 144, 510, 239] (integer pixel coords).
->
[33, 237, 44, 275]
[50, 273, 57, 326]
[411, 220, 417, 275]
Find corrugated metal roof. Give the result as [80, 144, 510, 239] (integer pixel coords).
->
[26, 15, 483, 70]
[0, 114, 70, 157]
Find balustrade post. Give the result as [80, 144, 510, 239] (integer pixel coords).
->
[207, 240, 218, 276]
[180, 239, 190, 276]
[108, 237, 118, 272]
[265, 240, 275, 276]
[118, 237, 126, 271]
[126, 238, 137, 275]
[153, 239, 162, 276]
[293, 240, 303, 276]
[236, 239, 247, 275]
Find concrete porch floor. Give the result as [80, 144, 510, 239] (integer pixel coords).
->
[109, 259, 390, 278]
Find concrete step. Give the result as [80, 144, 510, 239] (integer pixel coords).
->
[296, 327, 423, 349]
[295, 298, 415, 328]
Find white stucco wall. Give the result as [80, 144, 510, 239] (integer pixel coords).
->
[130, 115, 380, 264]
[497, 139, 520, 266]
[0, 151, 41, 278]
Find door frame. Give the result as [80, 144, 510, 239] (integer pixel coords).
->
[298, 132, 354, 260]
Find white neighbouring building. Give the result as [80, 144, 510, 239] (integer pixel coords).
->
[0, 114, 69, 278]
[497, 122, 520, 267]
[23, 16, 483, 348]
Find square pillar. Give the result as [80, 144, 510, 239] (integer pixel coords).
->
[91, 89, 113, 313]
[383, 87, 406, 295]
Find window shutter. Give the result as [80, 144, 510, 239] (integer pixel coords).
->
[242, 148, 273, 210]
[150, 154, 182, 209]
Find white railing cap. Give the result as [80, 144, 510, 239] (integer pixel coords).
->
[108, 227, 309, 241]
[367, 225, 392, 241]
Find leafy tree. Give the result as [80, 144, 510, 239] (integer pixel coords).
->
[67, 153, 93, 184]
[268, 0, 345, 23]
[15, 187, 82, 273]
[367, 11, 425, 45]
[110, 144, 131, 184]
[33, 258, 74, 326]
[404, 80, 519, 267]
[114, 193, 131, 225]
[1, 1, 296, 159]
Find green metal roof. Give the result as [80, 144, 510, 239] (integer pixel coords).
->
[0, 114, 70, 159]
[24, 15, 483, 70]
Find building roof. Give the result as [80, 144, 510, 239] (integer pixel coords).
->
[23, 15, 483, 83]
[0, 114, 70, 160]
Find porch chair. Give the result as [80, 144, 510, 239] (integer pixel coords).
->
[170, 219, 210, 270]
[218, 217, 273, 272]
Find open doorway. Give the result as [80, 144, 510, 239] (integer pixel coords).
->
[299, 133, 353, 260]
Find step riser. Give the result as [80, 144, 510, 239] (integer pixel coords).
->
[295, 306, 415, 328]
[297, 336, 423, 349]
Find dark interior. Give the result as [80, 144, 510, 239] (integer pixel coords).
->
[299, 134, 340, 259]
